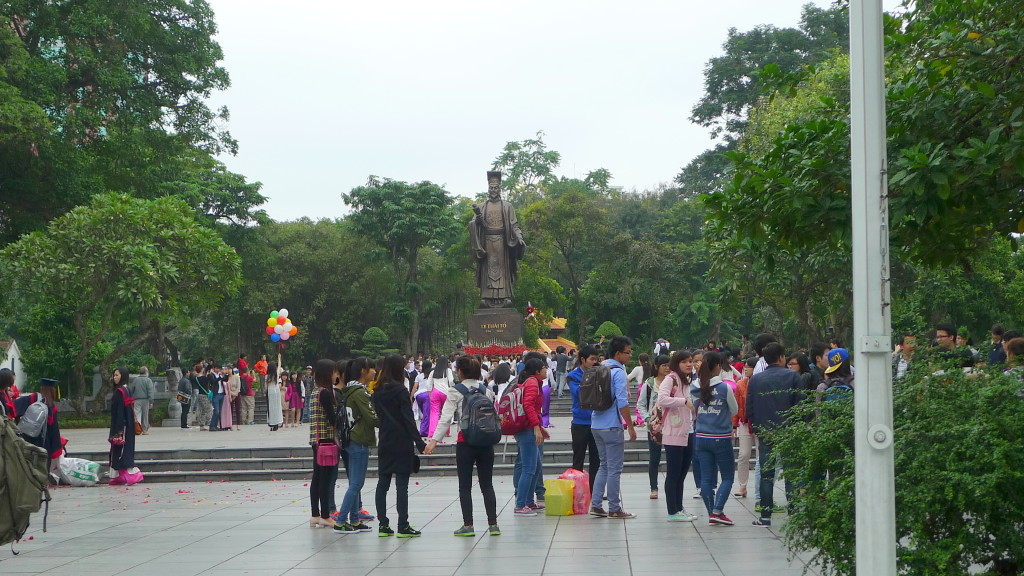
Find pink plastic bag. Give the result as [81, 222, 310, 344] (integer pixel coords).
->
[558, 468, 591, 515]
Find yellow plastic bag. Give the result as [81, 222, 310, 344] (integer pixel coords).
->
[543, 479, 575, 516]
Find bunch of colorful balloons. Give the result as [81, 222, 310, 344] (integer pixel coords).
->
[265, 308, 298, 342]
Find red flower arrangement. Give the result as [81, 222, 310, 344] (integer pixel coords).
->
[463, 344, 528, 356]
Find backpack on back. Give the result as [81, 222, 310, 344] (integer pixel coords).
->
[496, 381, 529, 435]
[579, 364, 619, 411]
[454, 383, 501, 447]
[332, 388, 351, 448]
[17, 396, 48, 440]
[1, 412, 51, 548]
[658, 343, 670, 357]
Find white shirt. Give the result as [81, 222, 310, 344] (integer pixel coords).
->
[429, 369, 454, 395]
[415, 372, 431, 393]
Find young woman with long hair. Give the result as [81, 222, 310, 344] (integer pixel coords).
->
[334, 357, 378, 534]
[424, 356, 501, 537]
[412, 359, 432, 437]
[308, 359, 340, 528]
[512, 357, 549, 516]
[733, 357, 758, 498]
[426, 357, 452, 439]
[109, 367, 142, 485]
[636, 354, 669, 498]
[658, 350, 697, 521]
[266, 362, 284, 431]
[286, 372, 304, 428]
[373, 354, 427, 537]
[693, 351, 738, 525]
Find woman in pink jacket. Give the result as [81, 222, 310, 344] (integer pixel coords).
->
[657, 350, 697, 522]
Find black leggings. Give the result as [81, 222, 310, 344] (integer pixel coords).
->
[376, 472, 411, 529]
[648, 436, 663, 491]
[570, 423, 600, 490]
[664, 443, 694, 515]
[309, 446, 333, 519]
[456, 442, 497, 526]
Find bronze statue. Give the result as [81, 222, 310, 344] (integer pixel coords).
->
[469, 171, 526, 308]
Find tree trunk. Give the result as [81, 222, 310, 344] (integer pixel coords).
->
[164, 334, 180, 368]
[93, 325, 155, 413]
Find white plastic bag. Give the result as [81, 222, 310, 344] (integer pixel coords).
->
[58, 456, 101, 486]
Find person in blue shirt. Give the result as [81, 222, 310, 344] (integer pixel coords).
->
[567, 345, 601, 490]
[589, 336, 638, 519]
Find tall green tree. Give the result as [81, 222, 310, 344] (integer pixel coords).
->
[0, 1, 262, 244]
[1, 193, 241, 407]
[523, 177, 609, 342]
[492, 131, 561, 207]
[343, 177, 459, 354]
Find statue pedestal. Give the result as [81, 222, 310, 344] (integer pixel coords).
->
[467, 307, 524, 346]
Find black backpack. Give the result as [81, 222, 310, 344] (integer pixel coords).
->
[332, 388, 351, 448]
[658, 343, 670, 357]
[579, 364, 620, 411]
[454, 383, 501, 447]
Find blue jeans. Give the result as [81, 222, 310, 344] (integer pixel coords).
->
[341, 442, 369, 523]
[696, 437, 735, 515]
[514, 429, 542, 508]
[210, 394, 223, 429]
[514, 442, 545, 502]
[591, 428, 625, 513]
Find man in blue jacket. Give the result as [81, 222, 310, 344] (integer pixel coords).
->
[589, 336, 638, 519]
[746, 342, 802, 527]
[567, 345, 600, 490]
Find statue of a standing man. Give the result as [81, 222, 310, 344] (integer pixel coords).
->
[469, 171, 526, 308]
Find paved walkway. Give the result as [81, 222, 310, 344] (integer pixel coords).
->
[3, 464, 816, 575]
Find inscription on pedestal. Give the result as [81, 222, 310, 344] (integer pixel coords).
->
[468, 308, 524, 346]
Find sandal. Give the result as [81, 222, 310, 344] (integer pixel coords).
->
[733, 489, 747, 498]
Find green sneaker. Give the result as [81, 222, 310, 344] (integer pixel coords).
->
[397, 525, 421, 538]
[378, 525, 394, 537]
[453, 525, 475, 537]
[488, 524, 501, 536]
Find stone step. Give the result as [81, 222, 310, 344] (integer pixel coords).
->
[79, 440, 759, 484]
[97, 460, 674, 483]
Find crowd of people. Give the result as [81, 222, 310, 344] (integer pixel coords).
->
[8, 318, 1018, 533]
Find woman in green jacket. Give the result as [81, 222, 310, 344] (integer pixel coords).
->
[333, 357, 379, 534]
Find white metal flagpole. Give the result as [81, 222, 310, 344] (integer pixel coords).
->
[848, 0, 897, 574]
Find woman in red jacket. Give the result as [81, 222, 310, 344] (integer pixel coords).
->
[513, 358, 550, 516]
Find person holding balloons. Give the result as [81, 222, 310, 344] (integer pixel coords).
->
[266, 362, 284, 431]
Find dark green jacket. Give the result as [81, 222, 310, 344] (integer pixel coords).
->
[342, 383, 378, 448]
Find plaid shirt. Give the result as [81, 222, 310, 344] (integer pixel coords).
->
[308, 388, 336, 445]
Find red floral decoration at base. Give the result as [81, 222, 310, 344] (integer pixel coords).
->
[463, 344, 528, 356]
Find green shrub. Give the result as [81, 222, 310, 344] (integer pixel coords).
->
[770, 365, 1024, 575]
[593, 321, 623, 339]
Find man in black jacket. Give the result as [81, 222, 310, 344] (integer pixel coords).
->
[746, 342, 802, 527]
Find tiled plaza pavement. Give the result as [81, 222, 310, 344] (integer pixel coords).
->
[2, 470, 816, 576]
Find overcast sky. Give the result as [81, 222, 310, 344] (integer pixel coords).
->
[205, 0, 896, 222]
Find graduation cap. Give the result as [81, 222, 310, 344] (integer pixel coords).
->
[40, 378, 60, 400]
